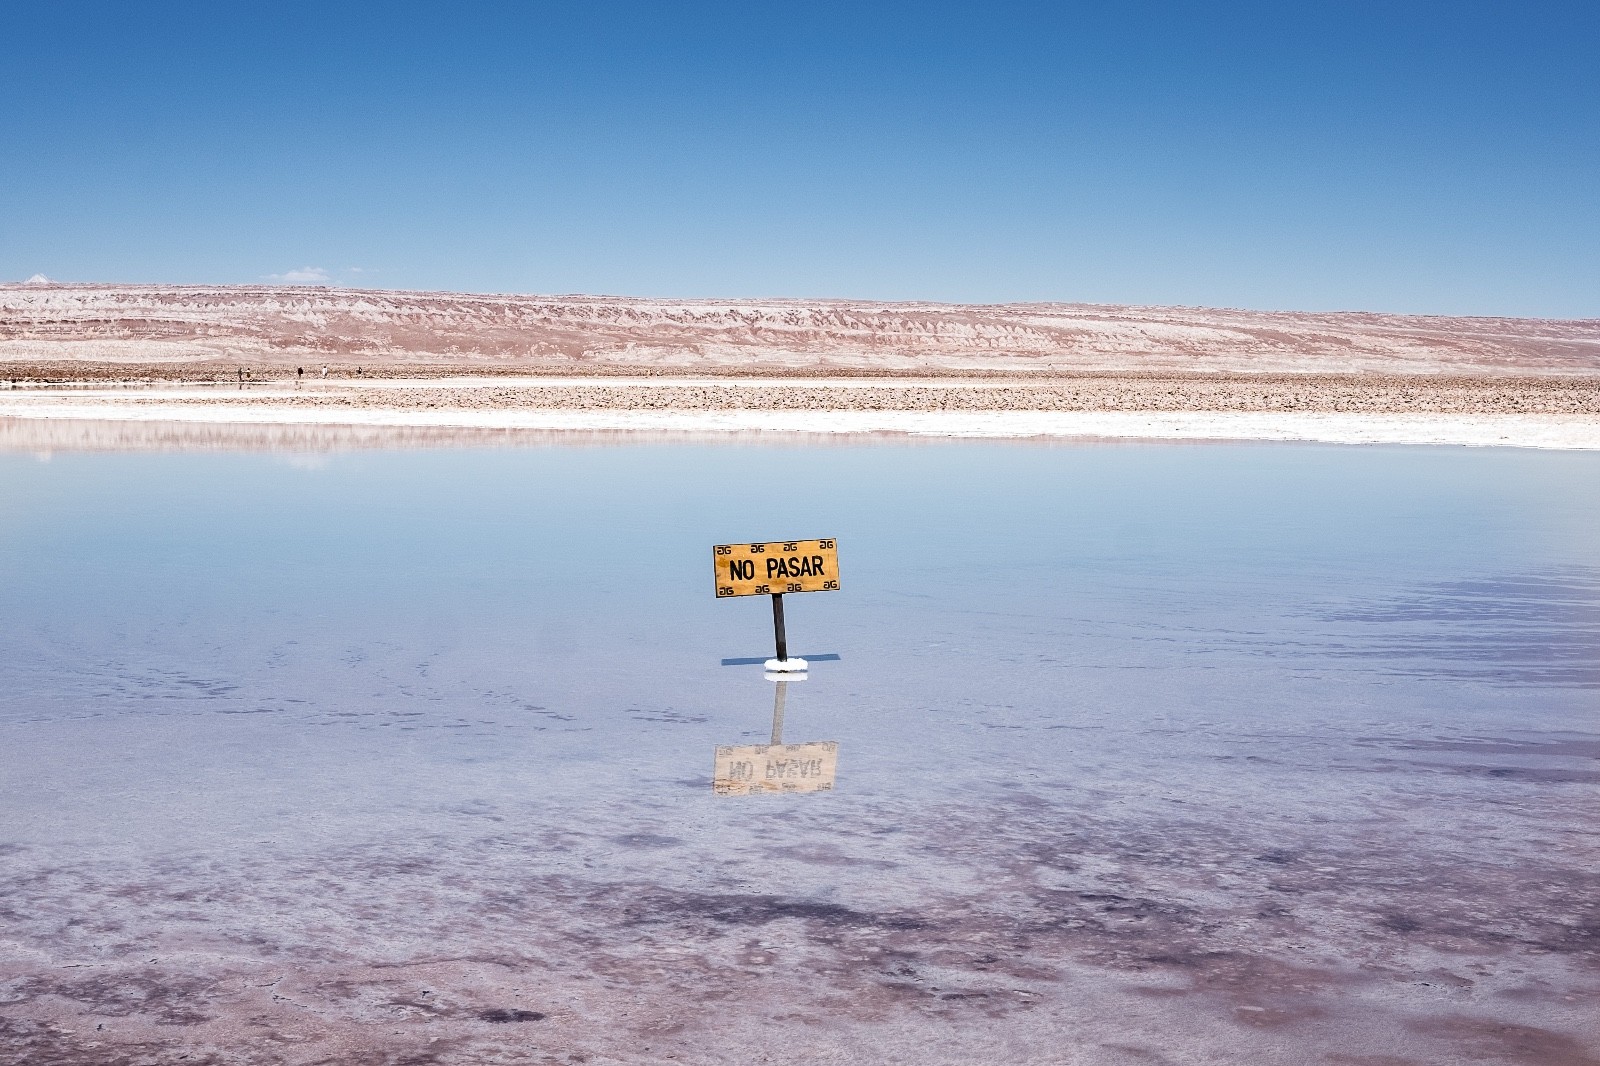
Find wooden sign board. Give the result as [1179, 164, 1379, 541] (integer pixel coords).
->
[713, 741, 838, 795]
[714, 538, 840, 598]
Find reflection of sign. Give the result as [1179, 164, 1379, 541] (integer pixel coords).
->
[713, 741, 838, 795]
[714, 539, 839, 598]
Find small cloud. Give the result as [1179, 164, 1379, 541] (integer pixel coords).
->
[23, 273, 52, 285]
[265, 266, 331, 283]
[345, 266, 370, 275]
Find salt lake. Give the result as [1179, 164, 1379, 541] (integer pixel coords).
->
[1, 434, 1596, 1064]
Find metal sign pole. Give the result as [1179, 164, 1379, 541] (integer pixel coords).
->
[771, 593, 788, 663]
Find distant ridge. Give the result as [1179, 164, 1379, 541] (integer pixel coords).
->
[2, 283, 1596, 376]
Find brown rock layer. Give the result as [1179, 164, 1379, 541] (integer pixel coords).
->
[4, 284, 1598, 376]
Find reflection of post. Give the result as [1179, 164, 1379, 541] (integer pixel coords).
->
[771, 593, 788, 662]
[713, 673, 836, 795]
[771, 680, 787, 745]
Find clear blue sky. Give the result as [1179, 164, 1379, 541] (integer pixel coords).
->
[3, 1, 1596, 316]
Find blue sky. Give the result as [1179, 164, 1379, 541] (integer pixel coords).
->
[3, 1, 1596, 316]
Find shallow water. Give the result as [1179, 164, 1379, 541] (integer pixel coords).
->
[1, 439, 1597, 1065]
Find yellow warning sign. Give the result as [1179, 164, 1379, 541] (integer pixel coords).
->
[713, 741, 839, 795]
[714, 539, 840, 598]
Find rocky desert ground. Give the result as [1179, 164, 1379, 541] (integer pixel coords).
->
[2, 283, 1597, 447]
[2, 283, 1597, 377]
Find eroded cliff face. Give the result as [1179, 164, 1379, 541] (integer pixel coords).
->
[3, 283, 1598, 374]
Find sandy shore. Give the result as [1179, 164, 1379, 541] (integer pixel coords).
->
[2, 375, 1599, 449]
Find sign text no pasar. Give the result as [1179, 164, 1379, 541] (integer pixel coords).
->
[713, 538, 840, 598]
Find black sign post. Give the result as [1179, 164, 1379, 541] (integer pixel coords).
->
[771, 593, 788, 663]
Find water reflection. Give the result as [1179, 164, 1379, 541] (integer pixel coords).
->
[1314, 566, 1600, 687]
[0, 416, 860, 454]
[713, 675, 839, 795]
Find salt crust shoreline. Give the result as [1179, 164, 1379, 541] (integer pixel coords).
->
[3, 398, 1598, 450]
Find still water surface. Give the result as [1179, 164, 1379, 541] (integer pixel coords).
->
[2, 439, 1597, 1064]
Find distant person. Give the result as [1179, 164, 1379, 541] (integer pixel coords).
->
[320, 365, 329, 379]
[297, 366, 303, 381]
